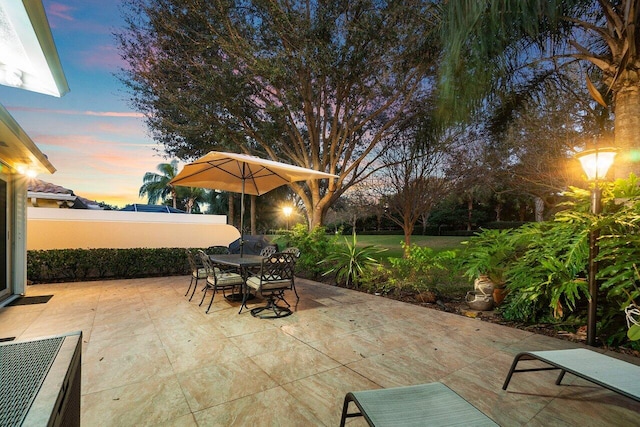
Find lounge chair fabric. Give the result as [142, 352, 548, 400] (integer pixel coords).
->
[340, 382, 497, 426]
[503, 348, 640, 402]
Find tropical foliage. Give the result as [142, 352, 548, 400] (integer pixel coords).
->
[458, 175, 640, 347]
[319, 233, 387, 288]
[440, 0, 640, 178]
[139, 160, 179, 208]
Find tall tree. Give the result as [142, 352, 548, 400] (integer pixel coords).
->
[117, 0, 440, 227]
[139, 160, 179, 208]
[440, 0, 640, 179]
[377, 116, 451, 248]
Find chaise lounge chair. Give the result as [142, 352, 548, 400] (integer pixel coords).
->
[340, 382, 497, 426]
[503, 348, 640, 402]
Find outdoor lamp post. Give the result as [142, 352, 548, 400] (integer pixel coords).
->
[575, 147, 617, 346]
[282, 206, 293, 230]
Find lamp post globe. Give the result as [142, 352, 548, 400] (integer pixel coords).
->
[282, 206, 293, 230]
[575, 147, 617, 347]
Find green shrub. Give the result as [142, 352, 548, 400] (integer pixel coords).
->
[388, 243, 458, 291]
[273, 224, 339, 279]
[499, 220, 590, 323]
[27, 248, 191, 283]
[357, 243, 463, 298]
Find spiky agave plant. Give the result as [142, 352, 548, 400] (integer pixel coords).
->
[320, 233, 387, 288]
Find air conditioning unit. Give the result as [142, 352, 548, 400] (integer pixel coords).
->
[0, 331, 82, 426]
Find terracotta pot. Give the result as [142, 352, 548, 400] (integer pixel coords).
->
[493, 286, 508, 306]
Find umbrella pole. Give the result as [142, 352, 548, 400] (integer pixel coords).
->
[240, 167, 245, 257]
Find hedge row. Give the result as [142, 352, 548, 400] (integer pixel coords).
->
[27, 248, 193, 284]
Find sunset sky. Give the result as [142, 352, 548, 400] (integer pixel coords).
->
[0, 0, 172, 207]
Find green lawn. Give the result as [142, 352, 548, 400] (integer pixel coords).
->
[347, 235, 468, 259]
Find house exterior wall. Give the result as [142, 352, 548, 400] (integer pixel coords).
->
[27, 208, 240, 250]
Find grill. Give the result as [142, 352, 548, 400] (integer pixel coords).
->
[0, 332, 81, 426]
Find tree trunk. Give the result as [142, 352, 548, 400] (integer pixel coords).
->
[534, 196, 544, 222]
[613, 83, 640, 179]
[495, 203, 502, 222]
[310, 202, 327, 229]
[519, 204, 526, 222]
[466, 197, 473, 231]
[250, 195, 256, 235]
[228, 193, 234, 227]
[403, 223, 413, 255]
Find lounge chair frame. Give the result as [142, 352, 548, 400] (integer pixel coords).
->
[503, 348, 640, 402]
[340, 382, 497, 427]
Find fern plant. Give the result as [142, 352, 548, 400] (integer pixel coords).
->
[458, 228, 516, 285]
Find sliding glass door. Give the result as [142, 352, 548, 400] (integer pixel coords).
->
[0, 174, 8, 300]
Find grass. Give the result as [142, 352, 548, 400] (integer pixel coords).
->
[270, 232, 472, 298]
[345, 235, 468, 259]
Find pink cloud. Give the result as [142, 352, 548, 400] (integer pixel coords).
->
[5, 105, 143, 118]
[47, 2, 75, 23]
[36, 135, 151, 155]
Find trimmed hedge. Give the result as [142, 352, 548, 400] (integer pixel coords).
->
[27, 248, 193, 284]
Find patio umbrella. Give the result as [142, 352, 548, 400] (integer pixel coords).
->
[169, 151, 337, 255]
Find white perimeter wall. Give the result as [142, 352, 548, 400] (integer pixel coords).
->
[27, 208, 240, 250]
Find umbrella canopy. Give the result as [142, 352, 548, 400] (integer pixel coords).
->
[169, 151, 336, 196]
[170, 151, 337, 255]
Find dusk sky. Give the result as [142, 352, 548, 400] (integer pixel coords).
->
[0, 0, 171, 207]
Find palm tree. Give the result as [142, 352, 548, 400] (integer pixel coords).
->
[139, 160, 179, 208]
[177, 186, 207, 213]
[440, 0, 640, 178]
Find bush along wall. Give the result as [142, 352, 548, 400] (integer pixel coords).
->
[27, 248, 193, 284]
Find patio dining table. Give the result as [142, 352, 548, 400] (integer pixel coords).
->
[208, 253, 264, 303]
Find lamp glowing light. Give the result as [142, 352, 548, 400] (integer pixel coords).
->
[576, 148, 617, 181]
[282, 206, 293, 230]
[16, 165, 37, 177]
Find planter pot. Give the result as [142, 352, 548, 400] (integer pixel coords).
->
[466, 291, 494, 311]
[474, 275, 495, 296]
[493, 286, 508, 306]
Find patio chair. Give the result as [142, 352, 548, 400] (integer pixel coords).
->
[259, 245, 278, 257]
[185, 249, 207, 301]
[340, 382, 497, 427]
[197, 250, 244, 313]
[282, 247, 301, 300]
[282, 247, 300, 257]
[241, 252, 296, 318]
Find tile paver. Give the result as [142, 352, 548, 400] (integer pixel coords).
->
[1, 276, 639, 426]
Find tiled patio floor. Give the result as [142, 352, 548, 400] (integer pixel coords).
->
[1, 276, 639, 426]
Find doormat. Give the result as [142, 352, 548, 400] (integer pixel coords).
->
[6, 295, 54, 306]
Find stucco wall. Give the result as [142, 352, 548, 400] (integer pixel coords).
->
[27, 208, 240, 250]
